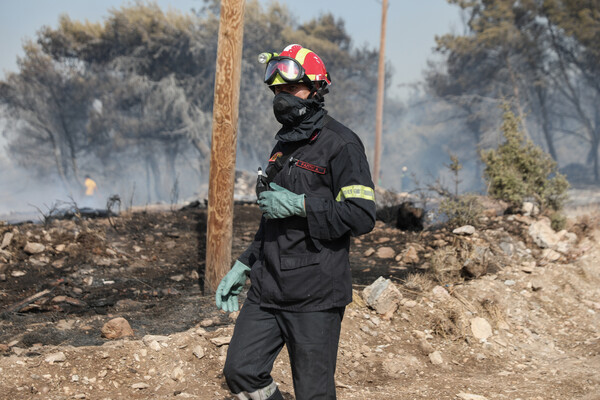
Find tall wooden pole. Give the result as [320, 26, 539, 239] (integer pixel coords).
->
[205, 0, 245, 294]
[373, 0, 388, 187]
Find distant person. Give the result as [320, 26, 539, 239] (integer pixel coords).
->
[82, 175, 98, 207]
[215, 44, 376, 400]
[84, 175, 98, 197]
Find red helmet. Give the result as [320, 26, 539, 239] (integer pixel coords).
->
[261, 44, 331, 88]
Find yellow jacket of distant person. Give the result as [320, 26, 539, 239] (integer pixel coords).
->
[84, 177, 97, 196]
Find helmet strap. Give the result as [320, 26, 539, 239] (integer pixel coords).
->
[309, 84, 328, 103]
[300, 75, 327, 102]
[305, 72, 330, 102]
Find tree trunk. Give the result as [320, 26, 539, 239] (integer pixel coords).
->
[148, 154, 162, 202]
[191, 137, 211, 177]
[589, 139, 599, 183]
[506, 56, 531, 140]
[165, 142, 179, 195]
[535, 87, 558, 161]
[594, 146, 599, 183]
[205, 0, 245, 294]
[57, 107, 81, 186]
[592, 113, 600, 183]
[466, 111, 484, 189]
[145, 160, 152, 204]
[45, 128, 70, 191]
[66, 134, 81, 186]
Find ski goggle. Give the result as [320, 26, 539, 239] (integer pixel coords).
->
[264, 57, 306, 85]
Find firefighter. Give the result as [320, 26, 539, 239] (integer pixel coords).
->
[216, 44, 376, 400]
[84, 175, 98, 197]
[82, 175, 98, 207]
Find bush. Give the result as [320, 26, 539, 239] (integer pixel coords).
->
[550, 212, 567, 231]
[438, 194, 483, 228]
[481, 105, 569, 213]
[433, 154, 483, 228]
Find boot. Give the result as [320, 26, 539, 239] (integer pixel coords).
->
[266, 387, 284, 400]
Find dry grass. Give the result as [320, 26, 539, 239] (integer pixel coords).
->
[566, 209, 600, 240]
[429, 300, 470, 339]
[402, 272, 435, 293]
[480, 299, 509, 330]
[429, 246, 463, 284]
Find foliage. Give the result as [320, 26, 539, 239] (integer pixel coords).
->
[481, 105, 569, 213]
[432, 153, 483, 228]
[447, 154, 463, 196]
[0, 44, 94, 189]
[429, 0, 600, 184]
[438, 194, 483, 228]
[550, 211, 567, 231]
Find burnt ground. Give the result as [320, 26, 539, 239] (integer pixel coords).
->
[0, 203, 430, 346]
[0, 201, 599, 399]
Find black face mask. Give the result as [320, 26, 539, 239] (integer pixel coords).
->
[272, 92, 318, 127]
[272, 92, 327, 142]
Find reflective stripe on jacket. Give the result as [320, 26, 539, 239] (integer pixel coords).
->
[239, 115, 376, 312]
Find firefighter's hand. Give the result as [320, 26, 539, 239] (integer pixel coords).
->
[215, 260, 250, 313]
[258, 183, 306, 219]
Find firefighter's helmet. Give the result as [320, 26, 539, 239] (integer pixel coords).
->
[259, 44, 331, 90]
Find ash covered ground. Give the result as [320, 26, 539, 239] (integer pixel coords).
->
[0, 195, 599, 399]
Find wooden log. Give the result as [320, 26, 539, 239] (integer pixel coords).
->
[1, 288, 52, 315]
[205, 0, 246, 294]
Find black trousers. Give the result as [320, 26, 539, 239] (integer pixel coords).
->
[223, 301, 344, 400]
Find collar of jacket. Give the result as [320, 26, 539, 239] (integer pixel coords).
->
[275, 108, 327, 143]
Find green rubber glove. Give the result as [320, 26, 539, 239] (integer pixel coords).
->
[258, 182, 306, 219]
[215, 260, 250, 312]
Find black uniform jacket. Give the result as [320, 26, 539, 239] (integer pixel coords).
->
[239, 115, 376, 312]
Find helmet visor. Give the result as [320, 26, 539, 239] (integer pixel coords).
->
[264, 57, 304, 85]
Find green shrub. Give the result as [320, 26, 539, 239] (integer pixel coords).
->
[432, 154, 483, 228]
[438, 194, 483, 228]
[481, 105, 569, 213]
[550, 212, 567, 231]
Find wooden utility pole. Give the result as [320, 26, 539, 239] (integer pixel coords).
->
[205, 0, 245, 294]
[373, 0, 388, 187]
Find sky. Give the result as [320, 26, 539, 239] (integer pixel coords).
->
[0, 0, 463, 99]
